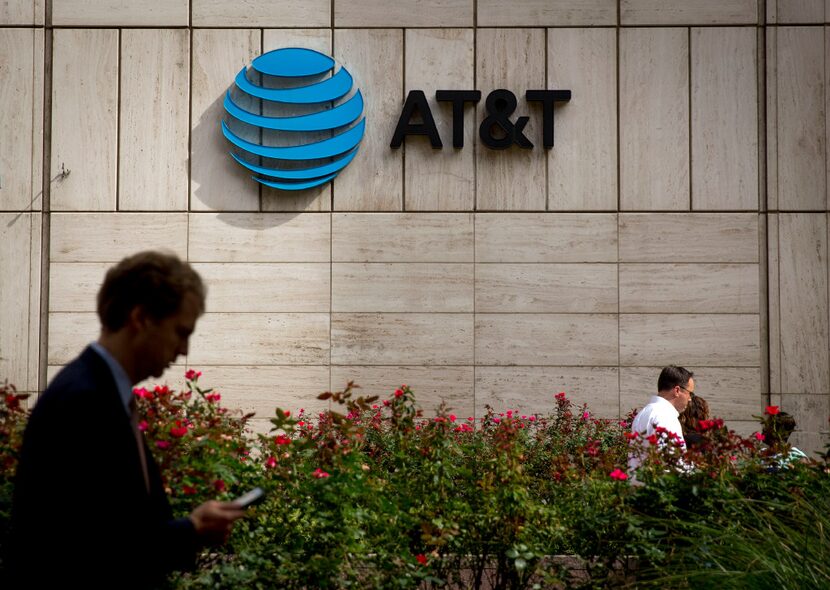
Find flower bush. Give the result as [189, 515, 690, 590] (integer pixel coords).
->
[0, 382, 29, 573]
[1, 374, 828, 589]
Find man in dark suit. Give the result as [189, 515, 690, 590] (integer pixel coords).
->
[8, 251, 244, 589]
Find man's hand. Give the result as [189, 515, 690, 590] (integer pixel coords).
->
[189, 500, 245, 545]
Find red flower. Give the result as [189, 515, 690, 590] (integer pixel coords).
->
[394, 389, 404, 398]
[624, 432, 639, 440]
[312, 468, 330, 479]
[138, 420, 148, 432]
[283, 410, 291, 417]
[449, 414, 457, 422]
[184, 369, 202, 381]
[646, 434, 658, 445]
[182, 484, 198, 495]
[765, 405, 780, 416]
[274, 434, 291, 445]
[754, 432, 765, 441]
[555, 392, 566, 400]
[213, 479, 226, 492]
[609, 468, 628, 481]
[156, 441, 170, 450]
[383, 399, 390, 407]
[205, 392, 221, 403]
[265, 456, 277, 468]
[170, 420, 188, 438]
[133, 387, 151, 399]
[154, 385, 170, 395]
[416, 554, 428, 565]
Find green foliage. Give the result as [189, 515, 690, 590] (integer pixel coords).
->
[1, 374, 828, 589]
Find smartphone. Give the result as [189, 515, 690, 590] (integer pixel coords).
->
[233, 487, 266, 509]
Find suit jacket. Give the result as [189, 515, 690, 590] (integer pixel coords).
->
[7, 346, 199, 589]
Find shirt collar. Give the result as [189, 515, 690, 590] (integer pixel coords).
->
[89, 341, 134, 413]
[650, 395, 680, 417]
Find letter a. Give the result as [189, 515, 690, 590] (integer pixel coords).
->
[390, 90, 443, 148]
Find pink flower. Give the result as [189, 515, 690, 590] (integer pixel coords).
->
[213, 479, 226, 492]
[133, 387, 150, 399]
[383, 399, 390, 407]
[765, 406, 780, 416]
[138, 420, 148, 432]
[528, 416, 536, 422]
[156, 440, 170, 450]
[265, 456, 277, 468]
[754, 432, 765, 441]
[609, 468, 628, 481]
[416, 554, 428, 565]
[582, 411, 590, 420]
[185, 369, 202, 381]
[312, 468, 330, 479]
[492, 417, 500, 424]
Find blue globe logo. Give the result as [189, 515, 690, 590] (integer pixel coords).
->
[221, 47, 365, 191]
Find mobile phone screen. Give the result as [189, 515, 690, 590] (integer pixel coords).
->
[234, 487, 265, 508]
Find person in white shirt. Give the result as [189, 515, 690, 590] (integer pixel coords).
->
[628, 366, 695, 474]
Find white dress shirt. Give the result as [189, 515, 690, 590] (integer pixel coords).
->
[628, 395, 686, 473]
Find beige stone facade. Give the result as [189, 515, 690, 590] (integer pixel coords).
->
[1, 0, 828, 452]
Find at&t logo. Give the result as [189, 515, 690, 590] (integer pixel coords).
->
[221, 48, 365, 191]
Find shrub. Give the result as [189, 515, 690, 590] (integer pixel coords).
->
[2, 373, 828, 589]
[0, 382, 29, 572]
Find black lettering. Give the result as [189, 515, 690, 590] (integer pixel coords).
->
[479, 89, 532, 150]
[390, 90, 442, 149]
[436, 90, 481, 148]
[525, 89, 571, 148]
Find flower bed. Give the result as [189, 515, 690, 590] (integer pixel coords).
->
[2, 376, 829, 589]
